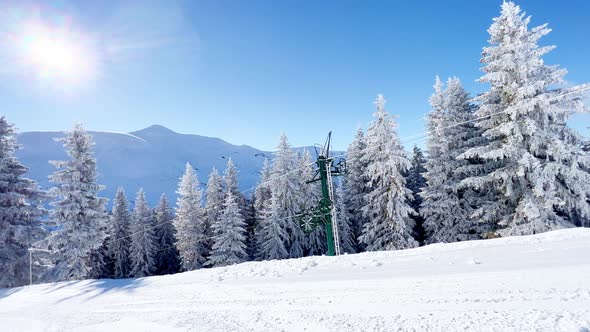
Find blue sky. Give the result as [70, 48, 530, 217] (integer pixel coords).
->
[0, 0, 589, 151]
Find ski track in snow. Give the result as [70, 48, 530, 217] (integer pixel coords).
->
[1, 229, 590, 331]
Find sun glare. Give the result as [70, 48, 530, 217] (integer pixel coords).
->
[16, 21, 98, 87]
[27, 36, 79, 76]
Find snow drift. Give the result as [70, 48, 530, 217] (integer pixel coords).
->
[1, 229, 589, 331]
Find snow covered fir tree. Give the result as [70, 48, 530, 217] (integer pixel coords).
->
[154, 194, 180, 275]
[174, 163, 209, 271]
[220, 158, 256, 258]
[343, 128, 369, 251]
[334, 184, 355, 254]
[421, 77, 489, 244]
[0, 117, 47, 288]
[358, 95, 418, 251]
[252, 158, 273, 259]
[458, 1, 590, 236]
[256, 134, 299, 260]
[46, 124, 108, 281]
[405, 145, 427, 244]
[204, 167, 224, 253]
[207, 191, 248, 267]
[109, 188, 132, 279]
[129, 189, 158, 277]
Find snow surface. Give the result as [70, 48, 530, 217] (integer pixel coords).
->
[1, 229, 590, 331]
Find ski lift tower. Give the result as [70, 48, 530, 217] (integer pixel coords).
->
[299, 132, 346, 256]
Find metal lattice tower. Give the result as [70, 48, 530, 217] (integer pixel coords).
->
[297, 132, 346, 256]
[326, 159, 341, 256]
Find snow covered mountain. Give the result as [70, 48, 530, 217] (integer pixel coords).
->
[15, 125, 320, 204]
[1, 229, 589, 331]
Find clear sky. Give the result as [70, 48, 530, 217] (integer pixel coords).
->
[0, 0, 589, 151]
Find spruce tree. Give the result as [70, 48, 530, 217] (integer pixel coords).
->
[222, 158, 247, 215]
[253, 159, 273, 260]
[223, 158, 240, 198]
[221, 158, 255, 260]
[207, 192, 248, 267]
[243, 199, 257, 260]
[0, 116, 47, 288]
[406, 146, 427, 210]
[459, 2, 590, 235]
[174, 163, 208, 271]
[204, 167, 223, 248]
[154, 194, 180, 275]
[422, 77, 487, 244]
[343, 128, 368, 251]
[406, 145, 427, 244]
[109, 188, 132, 279]
[253, 159, 273, 221]
[91, 200, 114, 279]
[334, 184, 355, 254]
[129, 189, 157, 277]
[257, 134, 300, 260]
[421, 77, 452, 244]
[359, 95, 417, 251]
[88, 235, 112, 279]
[280, 135, 304, 258]
[48, 123, 108, 281]
[257, 195, 290, 260]
[446, 78, 494, 238]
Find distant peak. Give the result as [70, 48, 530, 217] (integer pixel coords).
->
[131, 125, 177, 136]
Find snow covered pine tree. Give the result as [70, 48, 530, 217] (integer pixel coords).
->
[109, 188, 132, 279]
[0, 116, 47, 288]
[405, 145, 427, 244]
[257, 134, 300, 260]
[459, 2, 590, 236]
[359, 95, 418, 251]
[221, 158, 256, 259]
[253, 158, 273, 260]
[334, 184, 355, 254]
[422, 77, 489, 243]
[207, 191, 248, 267]
[343, 128, 369, 251]
[154, 194, 180, 275]
[204, 167, 224, 253]
[174, 163, 208, 271]
[48, 123, 108, 281]
[253, 159, 272, 222]
[222, 158, 247, 216]
[129, 189, 158, 277]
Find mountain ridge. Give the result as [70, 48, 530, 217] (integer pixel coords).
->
[15, 124, 336, 205]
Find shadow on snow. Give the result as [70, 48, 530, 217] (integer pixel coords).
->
[0, 287, 21, 300]
[51, 278, 144, 304]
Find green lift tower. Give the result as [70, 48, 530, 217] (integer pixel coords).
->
[299, 132, 346, 256]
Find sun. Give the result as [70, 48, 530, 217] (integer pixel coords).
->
[25, 35, 80, 78]
[17, 22, 98, 86]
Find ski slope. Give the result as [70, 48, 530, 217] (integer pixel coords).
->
[1, 229, 590, 332]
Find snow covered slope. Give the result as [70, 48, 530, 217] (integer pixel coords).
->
[1, 229, 589, 331]
[15, 125, 329, 204]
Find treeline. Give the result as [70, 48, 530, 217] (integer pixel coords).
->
[0, 120, 357, 286]
[1, 1, 589, 288]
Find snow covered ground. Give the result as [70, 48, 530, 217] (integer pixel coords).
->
[1, 229, 590, 332]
